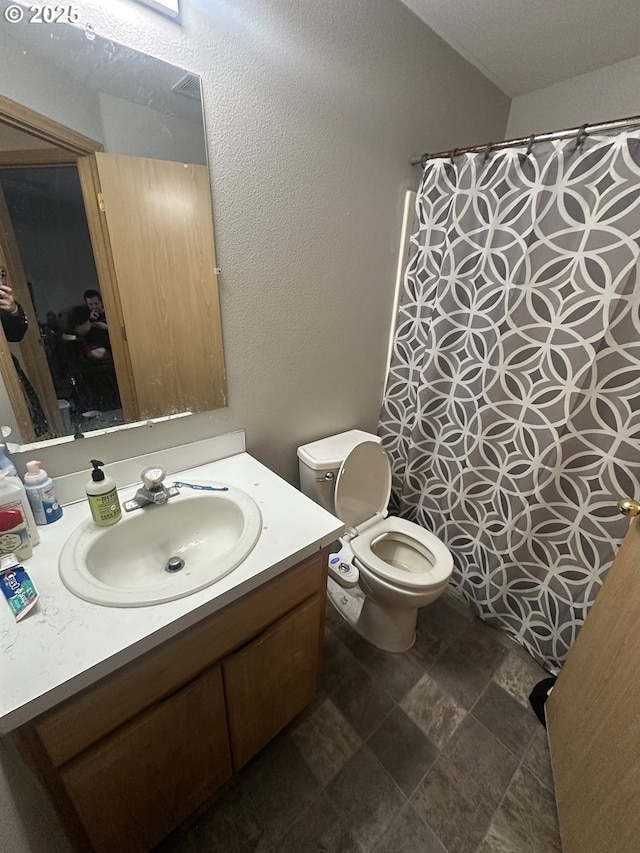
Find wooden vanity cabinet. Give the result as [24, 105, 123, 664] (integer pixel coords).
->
[62, 667, 232, 853]
[224, 594, 323, 769]
[13, 550, 328, 853]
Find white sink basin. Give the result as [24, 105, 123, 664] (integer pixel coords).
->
[59, 482, 262, 607]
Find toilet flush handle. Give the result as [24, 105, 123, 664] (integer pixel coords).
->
[316, 471, 336, 482]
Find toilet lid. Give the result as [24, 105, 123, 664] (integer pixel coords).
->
[335, 441, 391, 530]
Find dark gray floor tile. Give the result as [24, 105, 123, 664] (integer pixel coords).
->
[480, 766, 561, 853]
[323, 625, 361, 695]
[154, 777, 270, 853]
[523, 726, 555, 791]
[493, 649, 550, 708]
[411, 598, 471, 665]
[506, 635, 550, 665]
[445, 715, 519, 809]
[411, 754, 495, 853]
[326, 746, 406, 853]
[422, 588, 474, 627]
[472, 681, 539, 758]
[290, 687, 328, 727]
[441, 585, 475, 620]
[241, 733, 321, 846]
[476, 837, 515, 853]
[325, 599, 376, 662]
[427, 644, 493, 709]
[367, 706, 439, 796]
[400, 673, 466, 748]
[327, 661, 395, 740]
[274, 792, 359, 853]
[372, 803, 447, 853]
[364, 646, 426, 702]
[450, 617, 510, 676]
[291, 697, 361, 785]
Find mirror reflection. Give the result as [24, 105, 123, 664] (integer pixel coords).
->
[0, 9, 226, 448]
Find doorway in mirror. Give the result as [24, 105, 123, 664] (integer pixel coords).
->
[0, 18, 226, 452]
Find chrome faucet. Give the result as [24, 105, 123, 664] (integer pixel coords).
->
[123, 467, 179, 512]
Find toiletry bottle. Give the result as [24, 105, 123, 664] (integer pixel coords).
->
[0, 508, 32, 561]
[0, 553, 38, 621]
[24, 461, 63, 525]
[0, 444, 17, 477]
[0, 469, 40, 545]
[86, 460, 122, 527]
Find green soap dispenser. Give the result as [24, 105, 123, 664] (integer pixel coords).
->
[86, 460, 122, 527]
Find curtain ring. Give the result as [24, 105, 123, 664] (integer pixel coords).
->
[574, 123, 588, 150]
[450, 148, 459, 164]
[525, 134, 535, 156]
[483, 142, 493, 163]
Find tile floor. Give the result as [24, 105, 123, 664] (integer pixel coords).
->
[156, 587, 561, 853]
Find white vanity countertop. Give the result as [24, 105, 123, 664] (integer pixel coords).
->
[0, 452, 343, 734]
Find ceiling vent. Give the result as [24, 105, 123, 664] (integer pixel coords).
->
[171, 73, 201, 100]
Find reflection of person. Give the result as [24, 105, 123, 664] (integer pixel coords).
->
[0, 267, 27, 339]
[71, 291, 111, 360]
[0, 269, 48, 436]
[84, 289, 107, 325]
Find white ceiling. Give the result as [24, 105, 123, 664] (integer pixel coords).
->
[400, 0, 640, 97]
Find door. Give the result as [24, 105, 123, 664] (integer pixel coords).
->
[0, 184, 62, 439]
[223, 594, 323, 770]
[61, 666, 232, 853]
[546, 507, 640, 853]
[78, 152, 225, 421]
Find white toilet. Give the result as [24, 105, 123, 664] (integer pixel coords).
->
[297, 429, 454, 653]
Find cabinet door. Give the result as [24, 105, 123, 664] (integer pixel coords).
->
[61, 666, 232, 853]
[223, 594, 323, 770]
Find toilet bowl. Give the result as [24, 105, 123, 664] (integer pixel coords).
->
[297, 430, 454, 652]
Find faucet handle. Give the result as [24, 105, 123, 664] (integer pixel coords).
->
[141, 467, 166, 490]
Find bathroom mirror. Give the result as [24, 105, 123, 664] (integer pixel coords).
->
[0, 4, 226, 448]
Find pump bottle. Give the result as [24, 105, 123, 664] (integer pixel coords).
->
[24, 461, 63, 525]
[86, 460, 122, 527]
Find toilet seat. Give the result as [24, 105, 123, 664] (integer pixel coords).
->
[334, 440, 391, 532]
[333, 442, 452, 591]
[351, 516, 453, 590]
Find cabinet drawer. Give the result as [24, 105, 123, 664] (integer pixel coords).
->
[223, 593, 323, 769]
[61, 666, 232, 853]
[36, 551, 325, 767]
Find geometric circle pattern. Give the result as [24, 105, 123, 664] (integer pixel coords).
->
[379, 132, 640, 670]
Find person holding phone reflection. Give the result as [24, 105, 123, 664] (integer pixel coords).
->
[0, 267, 27, 340]
[72, 290, 111, 359]
[0, 268, 48, 436]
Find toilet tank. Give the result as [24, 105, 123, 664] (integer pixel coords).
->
[297, 429, 382, 514]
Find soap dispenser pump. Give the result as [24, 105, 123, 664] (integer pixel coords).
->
[86, 460, 122, 527]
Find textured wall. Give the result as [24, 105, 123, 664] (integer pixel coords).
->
[506, 55, 640, 137]
[5, 0, 509, 485]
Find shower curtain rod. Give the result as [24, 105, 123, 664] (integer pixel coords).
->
[410, 114, 640, 167]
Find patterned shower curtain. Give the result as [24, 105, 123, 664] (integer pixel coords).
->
[379, 131, 640, 670]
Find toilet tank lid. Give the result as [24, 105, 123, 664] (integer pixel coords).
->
[297, 429, 381, 470]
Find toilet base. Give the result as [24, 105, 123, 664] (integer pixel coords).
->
[326, 579, 417, 653]
[358, 596, 417, 653]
